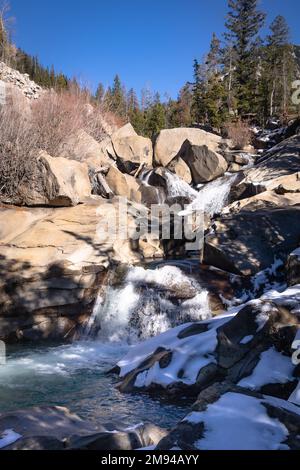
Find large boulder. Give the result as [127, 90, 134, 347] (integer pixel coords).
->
[224, 189, 300, 214]
[1, 151, 92, 207]
[179, 140, 228, 183]
[0, 198, 145, 343]
[156, 386, 300, 450]
[154, 128, 223, 167]
[243, 135, 300, 185]
[106, 165, 142, 203]
[203, 205, 300, 275]
[0, 406, 167, 450]
[112, 135, 153, 175]
[112, 122, 137, 139]
[59, 129, 114, 170]
[228, 136, 300, 204]
[167, 157, 192, 184]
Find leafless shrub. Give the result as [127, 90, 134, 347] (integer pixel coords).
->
[31, 88, 107, 156]
[225, 119, 251, 150]
[0, 86, 118, 201]
[0, 90, 37, 200]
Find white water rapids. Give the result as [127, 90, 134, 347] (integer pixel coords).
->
[86, 265, 210, 343]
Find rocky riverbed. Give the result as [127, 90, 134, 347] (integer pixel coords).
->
[0, 68, 300, 449]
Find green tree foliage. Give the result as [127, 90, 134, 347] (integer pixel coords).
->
[166, 83, 193, 128]
[109, 74, 127, 117]
[12, 49, 69, 89]
[144, 93, 166, 139]
[265, 15, 297, 120]
[127, 88, 145, 134]
[225, 0, 266, 116]
[192, 59, 206, 123]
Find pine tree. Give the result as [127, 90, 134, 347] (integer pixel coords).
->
[204, 34, 228, 129]
[206, 33, 222, 75]
[266, 15, 297, 120]
[95, 82, 104, 103]
[192, 59, 206, 123]
[110, 74, 126, 117]
[225, 0, 265, 116]
[126, 88, 145, 134]
[127, 88, 139, 114]
[166, 83, 193, 128]
[144, 93, 166, 139]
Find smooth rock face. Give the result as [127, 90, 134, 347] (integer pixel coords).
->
[38, 151, 92, 205]
[0, 199, 144, 342]
[0, 406, 167, 451]
[59, 129, 114, 170]
[167, 157, 192, 184]
[204, 206, 300, 276]
[0, 151, 92, 207]
[154, 127, 223, 167]
[111, 122, 137, 139]
[244, 135, 300, 184]
[179, 140, 228, 183]
[113, 135, 153, 174]
[106, 165, 142, 203]
[224, 189, 300, 214]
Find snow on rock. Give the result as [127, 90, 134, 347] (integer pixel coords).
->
[118, 315, 232, 388]
[0, 429, 22, 449]
[116, 284, 300, 398]
[238, 347, 295, 390]
[157, 391, 300, 450]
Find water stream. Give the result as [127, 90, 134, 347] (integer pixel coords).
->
[0, 171, 238, 430]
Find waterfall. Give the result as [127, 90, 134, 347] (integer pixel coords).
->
[86, 264, 210, 343]
[163, 171, 198, 200]
[139, 169, 165, 204]
[179, 174, 237, 217]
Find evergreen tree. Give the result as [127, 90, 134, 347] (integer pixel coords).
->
[166, 83, 193, 128]
[127, 87, 139, 114]
[206, 33, 222, 75]
[266, 15, 296, 120]
[141, 85, 153, 111]
[144, 93, 166, 139]
[95, 82, 105, 103]
[204, 34, 228, 128]
[225, 0, 266, 116]
[126, 88, 145, 134]
[110, 74, 126, 117]
[192, 59, 206, 123]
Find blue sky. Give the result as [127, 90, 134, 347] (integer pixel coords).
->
[8, 0, 300, 99]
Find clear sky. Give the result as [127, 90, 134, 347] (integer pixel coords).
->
[8, 0, 300, 99]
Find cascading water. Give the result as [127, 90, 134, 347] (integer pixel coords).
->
[0, 263, 209, 428]
[179, 174, 237, 217]
[139, 169, 165, 204]
[0, 163, 242, 436]
[87, 264, 210, 343]
[163, 171, 198, 200]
